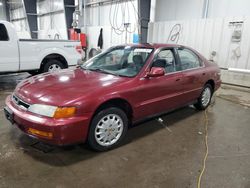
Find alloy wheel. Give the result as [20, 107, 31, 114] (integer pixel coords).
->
[94, 114, 124, 146]
[201, 87, 211, 107]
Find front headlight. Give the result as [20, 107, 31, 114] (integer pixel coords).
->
[28, 104, 57, 117]
[28, 104, 76, 118]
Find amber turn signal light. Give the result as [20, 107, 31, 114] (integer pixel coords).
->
[28, 128, 53, 139]
[53, 107, 76, 119]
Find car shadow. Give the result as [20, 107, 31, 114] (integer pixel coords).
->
[9, 105, 199, 167]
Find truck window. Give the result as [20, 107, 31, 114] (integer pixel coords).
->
[0, 24, 9, 41]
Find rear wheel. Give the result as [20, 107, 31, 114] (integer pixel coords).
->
[43, 59, 65, 73]
[28, 70, 38, 76]
[194, 84, 213, 110]
[88, 107, 128, 151]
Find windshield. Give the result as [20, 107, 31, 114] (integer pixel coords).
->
[81, 46, 153, 77]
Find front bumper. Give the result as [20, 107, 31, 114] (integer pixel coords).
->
[5, 95, 91, 145]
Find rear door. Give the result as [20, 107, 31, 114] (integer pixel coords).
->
[133, 48, 185, 120]
[0, 23, 19, 72]
[176, 47, 206, 103]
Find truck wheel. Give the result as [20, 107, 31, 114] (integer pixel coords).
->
[194, 84, 213, 110]
[28, 70, 38, 76]
[88, 107, 128, 151]
[43, 59, 65, 73]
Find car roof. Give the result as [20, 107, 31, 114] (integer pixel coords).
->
[116, 43, 183, 49]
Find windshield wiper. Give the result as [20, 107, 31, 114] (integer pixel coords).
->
[80, 66, 105, 72]
[82, 67, 132, 77]
[86, 68, 118, 76]
[88, 68, 109, 73]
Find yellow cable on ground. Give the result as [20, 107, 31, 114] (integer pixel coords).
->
[197, 109, 209, 188]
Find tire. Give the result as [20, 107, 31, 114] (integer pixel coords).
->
[28, 70, 38, 76]
[88, 107, 128, 151]
[42, 59, 65, 73]
[194, 84, 213, 110]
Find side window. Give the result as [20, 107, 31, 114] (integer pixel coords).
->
[0, 24, 9, 41]
[177, 48, 201, 70]
[153, 49, 176, 73]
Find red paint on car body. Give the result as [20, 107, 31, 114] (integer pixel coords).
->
[5, 44, 221, 145]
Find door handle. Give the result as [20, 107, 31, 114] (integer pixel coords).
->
[176, 78, 181, 81]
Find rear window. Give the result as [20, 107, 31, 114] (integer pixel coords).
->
[0, 24, 9, 41]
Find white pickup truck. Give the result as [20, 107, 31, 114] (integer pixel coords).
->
[0, 21, 82, 74]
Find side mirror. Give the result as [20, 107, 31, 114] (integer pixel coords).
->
[146, 67, 165, 77]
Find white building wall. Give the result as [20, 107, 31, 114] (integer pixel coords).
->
[7, 0, 67, 39]
[154, 0, 250, 21]
[78, 0, 139, 50]
[148, 17, 250, 70]
[37, 0, 67, 39]
[208, 0, 250, 18]
[8, 0, 31, 39]
[0, 0, 7, 20]
[154, 0, 204, 21]
[150, 0, 250, 87]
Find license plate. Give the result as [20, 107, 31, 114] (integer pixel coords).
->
[4, 106, 14, 124]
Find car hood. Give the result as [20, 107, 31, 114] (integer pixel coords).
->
[15, 68, 131, 106]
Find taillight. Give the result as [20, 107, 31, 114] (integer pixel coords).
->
[75, 45, 83, 54]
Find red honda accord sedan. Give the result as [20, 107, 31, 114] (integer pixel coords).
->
[4, 44, 221, 151]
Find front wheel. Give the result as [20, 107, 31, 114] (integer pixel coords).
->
[194, 84, 213, 110]
[87, 107, 128, 151]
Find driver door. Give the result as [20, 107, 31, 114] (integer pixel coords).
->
[132, 48, 184, 120]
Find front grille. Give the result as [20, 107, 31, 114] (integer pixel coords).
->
[12, 94, 30, 110]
